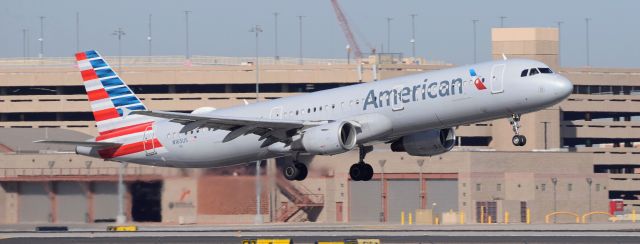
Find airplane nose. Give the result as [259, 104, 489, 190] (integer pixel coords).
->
[551, 75, 573, 100]
[557, 75, 573, 98]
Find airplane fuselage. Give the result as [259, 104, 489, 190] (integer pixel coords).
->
[110, 59, 572, 167]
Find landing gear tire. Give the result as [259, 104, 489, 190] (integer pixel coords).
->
[294, 162, 308, 181]
[362, 163, 373, 181]
[349, 163, 363, 181]
[350, 162, 374, 181]
[509, 114, 527, 147]
[512, 135, 527, 146]
[283, 161, 308, 181]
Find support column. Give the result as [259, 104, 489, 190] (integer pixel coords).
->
[116, 162, 127, 224]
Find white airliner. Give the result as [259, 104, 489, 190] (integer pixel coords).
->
[37, 50, 572, 181]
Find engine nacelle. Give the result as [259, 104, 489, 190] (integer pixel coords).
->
[295, 121, 358, 155]
[390, 128, 456, 156]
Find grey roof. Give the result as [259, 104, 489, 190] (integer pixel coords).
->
[0, 128, 92, 153]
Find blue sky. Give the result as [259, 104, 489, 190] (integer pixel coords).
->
[0, 0, 638, 67]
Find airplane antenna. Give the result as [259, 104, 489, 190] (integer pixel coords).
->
[502, 53, 508, 60]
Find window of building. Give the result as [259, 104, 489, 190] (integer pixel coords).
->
[476, 183, 481, 191]
[568, 183, 573, 191]
[596, 184, 601, 192]
[497, 184, 502, 191]
[541, 184, 546, 191]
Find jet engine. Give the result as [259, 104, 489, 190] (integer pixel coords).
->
[295, 121, 358, 155]
[390, 128, 456, 156]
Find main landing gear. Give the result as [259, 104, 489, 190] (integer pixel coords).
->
[350, 146, 374, 181]
[283, 156, 308, 181]
[510, 113, 527, 146]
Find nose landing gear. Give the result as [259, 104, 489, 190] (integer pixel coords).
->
[510, 114, 527, 146]
[349, 146, 374, 181]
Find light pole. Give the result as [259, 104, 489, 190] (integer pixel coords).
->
[378, 159, 387, 222]
[499, 16, 507, 28]
[273, 12, 279, 61]
[116, 162, 127, 224]
[38, 16, 45, 58]
[250, 25, 263, 101]
[386, 17, 393, 53]
[551, 177, 558, 223]
[587, 178, 593, 222]
[410, 14, 417, 59]
[585, 18, 591, 67]
[76, 12, 80, 52]
[112, 28, 126, 74]
[346, 44, 351, 64]
[297, 15, 305, 65]
[251, 24, 264, 225]
[22, 29, 27, 59]
[555, 21, 563, 67]
[25, 29, 30, 58]
[185, 11, 192, 60]
[417, 159, 425, 208]
[148, 14, 152, 58]
[472, 19, 479, 63]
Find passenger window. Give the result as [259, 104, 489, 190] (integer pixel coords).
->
[520, 69, 528, 77]
[538, 67, 553, 74]
[529, 68, 539, 76]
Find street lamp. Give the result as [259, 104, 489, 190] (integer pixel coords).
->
[551, 177, 558, 223]
[410, 14, 417, 58]
[250, 24, 263, 225]
[346, 44, 351, 64]
[585, 18, 591, 67]
[587, 178, 593, 222]
[297, 15, 305, 65]
[555, 21, 563, 66]
[378, 159, 387, 222]
[499, 16, 507, 28]
[250, 25, 263, 101]
[112, 28, 126, 74]
[273, 12, 279, 61]
[386, 17, 393, 53]
[185, 11, 192, 60]
[472, 19, 479, 63]
[38, 16, 45, 58]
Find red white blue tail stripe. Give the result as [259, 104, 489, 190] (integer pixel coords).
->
[76, 50, 165, 159]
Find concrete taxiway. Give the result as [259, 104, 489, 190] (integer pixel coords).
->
[2, 223, 640, 243]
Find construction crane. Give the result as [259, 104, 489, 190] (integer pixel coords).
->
[330, 0, 375, 61]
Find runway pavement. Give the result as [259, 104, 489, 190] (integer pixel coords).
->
[2, 223, 640, 243]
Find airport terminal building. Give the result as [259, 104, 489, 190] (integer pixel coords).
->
[0, 28, 638, 224]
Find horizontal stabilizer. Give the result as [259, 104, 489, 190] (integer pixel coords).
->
[34, 140, 121, 148]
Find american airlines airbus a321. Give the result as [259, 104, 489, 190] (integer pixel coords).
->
[36, 50, 573, 181]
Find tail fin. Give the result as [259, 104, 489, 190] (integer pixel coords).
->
[75, 50, 153, 135]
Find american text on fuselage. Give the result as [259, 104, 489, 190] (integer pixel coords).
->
[363, 78, 464, 110]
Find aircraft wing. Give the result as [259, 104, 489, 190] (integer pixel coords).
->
[131, 110, 316, 145]
[34, 140, 122, 148]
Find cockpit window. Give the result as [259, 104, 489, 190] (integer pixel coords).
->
[521, 69, 528, 77]
[529, 68, 540, 76]
[538, 67, 553, 74]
